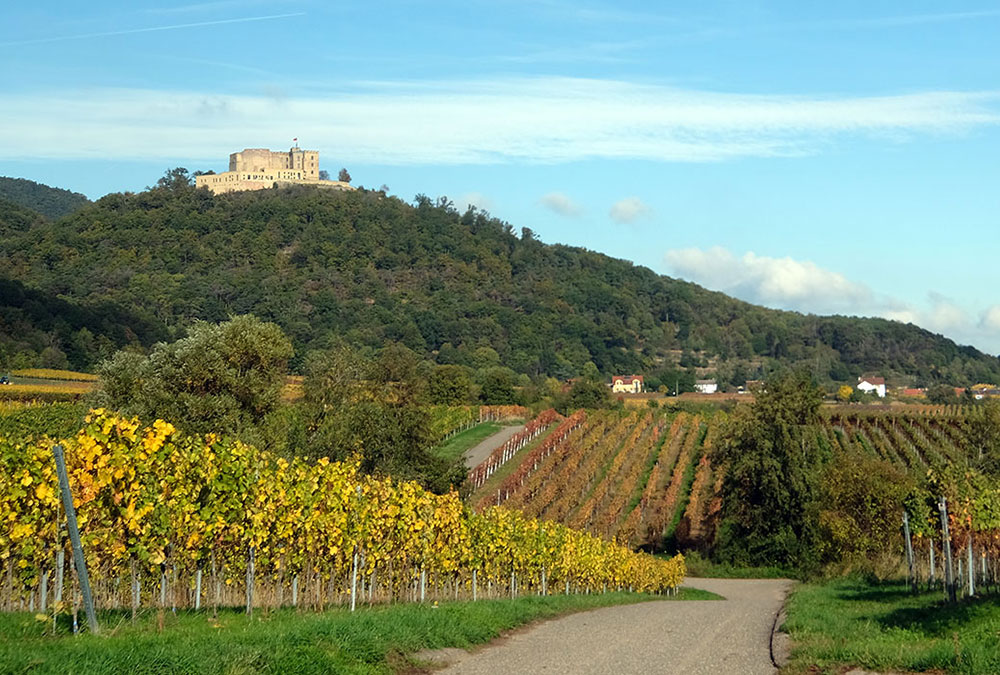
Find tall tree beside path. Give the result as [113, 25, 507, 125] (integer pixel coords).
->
[712, 369, 824, 570]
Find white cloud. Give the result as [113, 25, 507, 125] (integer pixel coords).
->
[609, 196, 651, 224]
[925, 292, 969, 332]
[664, 246, 1000, 354]
[0, 80, 996, 165]
[664, 247, 872, 312]
[980, 305, 1000, 333]
[539, 192, 582, 217]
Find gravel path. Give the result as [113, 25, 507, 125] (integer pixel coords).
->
[463, 424, 526, 469]
[436, 578, 793, 675]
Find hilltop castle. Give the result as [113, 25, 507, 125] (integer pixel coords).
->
[195, 147, 354, 195]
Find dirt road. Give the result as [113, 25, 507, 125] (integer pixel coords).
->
[463, 424, 526, 469]
[436, 578, 792, 675]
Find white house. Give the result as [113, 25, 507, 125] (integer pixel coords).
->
[694, 379, 718, 394]
[611, 375, 644, 393]
[857, 376, 886, 398]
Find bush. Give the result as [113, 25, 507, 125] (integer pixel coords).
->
[91, 315, 293, 436]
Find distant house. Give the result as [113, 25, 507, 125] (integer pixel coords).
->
[902, 388, 926, 398]
[857, 376, 886, 398]
[694, 379, 718, 394]
[611, 375, 644, 394]
[971, 384, 1000, 400]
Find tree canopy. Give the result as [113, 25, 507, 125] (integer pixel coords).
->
[91, 315, 292, 436]
[0, 176, 90, 220]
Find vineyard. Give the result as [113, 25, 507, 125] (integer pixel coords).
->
[0, 410, 684, 616]
[471, 409, 718, 551]
[470, 404, 1000, 588]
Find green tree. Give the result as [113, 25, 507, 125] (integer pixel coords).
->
[480, 367, 516, 405]
[712, 370, 824, 570]
[303, 344, 461, 492]
[155, 167, 194, 190]
[927, 384, 958, 404]
[560, 378, 612, 411]
[817, 447, 912, 575]
[338, 167, 352, 183]
[92, 315, 293, 436]
[429, 365, 473, 404]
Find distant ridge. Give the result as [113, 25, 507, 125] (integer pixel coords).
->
[0, 178, 997, 386]
[0, 176, 90, 220]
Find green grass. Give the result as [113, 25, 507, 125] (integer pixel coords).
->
[782, 577, 1000, 674]
[0, 590, 710, 674]
[679, 551, 793, 579]
[431, 421, 503, 464]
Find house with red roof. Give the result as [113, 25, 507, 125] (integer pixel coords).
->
[611, 375, 644, 394]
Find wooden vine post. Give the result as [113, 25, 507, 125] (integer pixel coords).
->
[938, 496, 956, 604]
[52, 444, 99, 634]
[902, 510, 916, 593]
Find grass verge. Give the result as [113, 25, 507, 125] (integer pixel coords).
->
[431, 421, 504, 464]
[782, 577, 1000, 674]
[0, 590, 710, 674]
[681, 551, 793, 579]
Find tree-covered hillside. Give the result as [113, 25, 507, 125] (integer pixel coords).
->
[0, 278, 168, 371]
[0, 177, 90, 220]
[0, 180, 997, 385]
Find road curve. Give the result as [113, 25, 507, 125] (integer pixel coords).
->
[437, 578, 792, 675]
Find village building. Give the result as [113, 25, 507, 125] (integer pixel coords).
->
[857, 376, 886, 398]
[694, 379, 718, 394]
[971, 384, 1000, 400]
[611, 375, 644, 394]
[195, 146, 354, 195]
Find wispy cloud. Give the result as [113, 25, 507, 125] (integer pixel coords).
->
[539, 192, 583, 217]
[663, 9, 1000, 45]
[524, 0, 678, 26]
[665, 246, 1000, 354]
[979, 305, 1000, 334]
[144, 0, 295, 15]
[609, 196, 651, 224]
[495, 39, 644, 65]
[0, 12, 305, 47]
[838, 9, 1000, 29]
[1, 79, 996, 166]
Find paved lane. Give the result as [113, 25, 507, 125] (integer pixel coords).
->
[438, 578, 792, 675]
[463, 424, 526, 469]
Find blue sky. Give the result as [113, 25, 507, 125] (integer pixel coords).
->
[3, 1, 999, 355]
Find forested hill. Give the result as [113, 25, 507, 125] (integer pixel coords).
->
[0, 177, 90, 220]
[1, 181, 997, 386]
